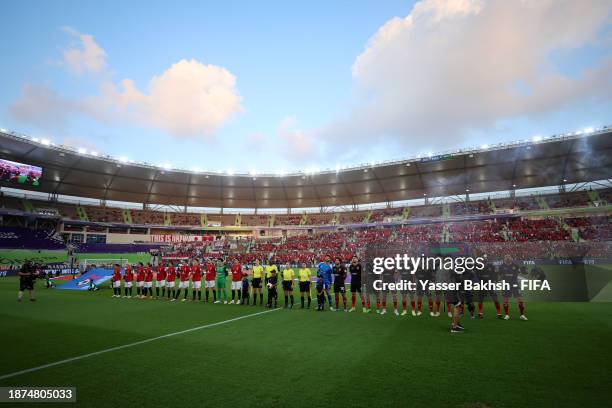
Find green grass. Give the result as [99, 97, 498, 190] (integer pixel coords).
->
[1, 277, 611, 408]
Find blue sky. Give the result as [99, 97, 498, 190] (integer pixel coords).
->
[0, 0, 610, 173]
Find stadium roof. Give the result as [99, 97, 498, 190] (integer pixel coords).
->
[1, 127, 611, 209]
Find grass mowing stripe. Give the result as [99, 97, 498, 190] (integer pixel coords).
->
[0, 308, 280, 381]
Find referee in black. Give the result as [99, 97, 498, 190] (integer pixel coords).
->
[18, 260, 37, 302]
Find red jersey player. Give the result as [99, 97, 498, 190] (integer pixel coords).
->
[144, 263, 154, 299]
[166, 262, 177, 300]
[136, 263, 145, 298]
[204, 259, 216, 302]
[123, 264, 134, 298]
[155, 263, 166, 298]
[111, 264, 122, 298]
[175, 260, 191, 302]
[191, 259, 202, 301]
[230, 258, 243, 304]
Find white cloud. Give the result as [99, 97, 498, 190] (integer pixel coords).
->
[92, 59, 243, 136]
[10, 84, 87, 130]
[319, 0, 612, 153]
[12, 30, 242, 138]
[61, 27, 108, 75]
[277, 116, 315, 156]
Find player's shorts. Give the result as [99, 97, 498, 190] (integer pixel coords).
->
[113, 281, 121, 288]
[192, 281, 201, 289]
[156, 280, 166, 288]
[282, 280, 293, 291]
[19, 279, 34, 291]
[323, 282, 331, 290]
[145, 282, 152, 288]
[350, 282, 362, 293]
[216, 279, 226, 288]
[231, 281, 242, 290]
[179, 281, 189, 289]
[166, 280, 175, 288]
[299, 281, 310, 292]
[205, 280, 215, 288]
[334, 284, 346, 294]
[124, 281, 133, 288]
[503, 286, 522, 298]
[137, 281, 144, 287]
[252, 278, 262, 289]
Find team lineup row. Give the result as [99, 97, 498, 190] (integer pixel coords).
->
[109, 255, 528, 325]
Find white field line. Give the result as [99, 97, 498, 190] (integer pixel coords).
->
[0, 308, 280, 381]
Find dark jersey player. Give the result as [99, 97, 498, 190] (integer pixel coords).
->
[18, 261, 37, 302]
[332, 257, 348, 311]
[476, 262, 502, 318]
[499, 255, 527, 321]
[348, 256, 370, 313]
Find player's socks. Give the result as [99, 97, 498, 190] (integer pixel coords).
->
[402, 298, 407, 312]
[351, 293, 356, 308]
[518, 301, 525, 315]
[290, 295, 294, 306]
[435, 300, 440, 312]
[393, 298, 397, 310]
[193, 291, 196, 300]
[300, 296, 304, 308]
[156, 287, 159, 297]
[214, 290, 217, 301]
[284, 295, 289, 307]
[184, 290, 188, 299]
[417, 300, 422, 312]
[327, 294, 333, 308]
[478, 302, 484, 314]
[410, 300, 415, 311]
[308, 296, 311, 308]
[238, 290, 241, 300]
[198, 291, 201, 300]
[334, 294, 339, 309]
[503, 302, 509, 315]
[377, 298, 381, 310]
[232, 290, 235, 301]
[494, 301, 501, 315]
[161, 288, 165, 297]
[428, 299, 433, 312]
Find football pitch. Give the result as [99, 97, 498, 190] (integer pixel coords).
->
[1, 278, 611, 408]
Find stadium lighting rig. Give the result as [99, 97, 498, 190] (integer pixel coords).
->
[0, 124, 608, 177]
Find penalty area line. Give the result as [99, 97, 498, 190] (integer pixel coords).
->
[0, 308, 280, 381]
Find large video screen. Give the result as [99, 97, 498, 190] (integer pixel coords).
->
[0, 158, 42, 186]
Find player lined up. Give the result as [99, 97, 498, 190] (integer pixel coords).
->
[111, 255, 527, 321]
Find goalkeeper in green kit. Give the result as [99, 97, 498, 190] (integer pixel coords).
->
[215, 258, 228, 304]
